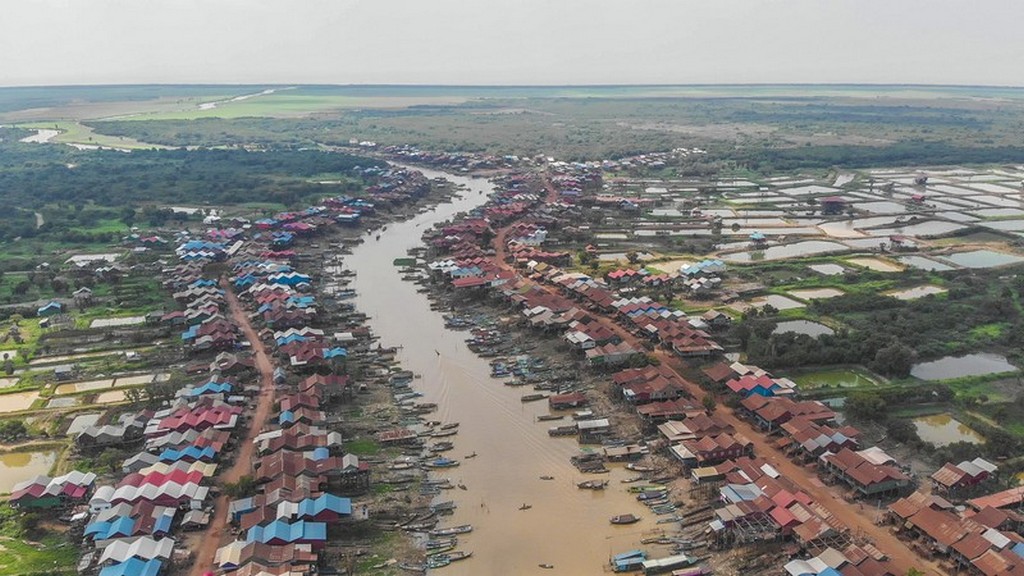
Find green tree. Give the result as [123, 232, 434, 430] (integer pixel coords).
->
[846, 391, 887, 421]
[871, 342, 916, 378]
[702, 393, 717, 413]
[223, 475, 257, 498]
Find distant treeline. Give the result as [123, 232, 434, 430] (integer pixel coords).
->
[731, 141, 1024, 172]
[0, 142, 383, 209]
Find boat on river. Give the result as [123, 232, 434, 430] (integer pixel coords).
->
[424, 457, 460, 469]
[610, 514, 641, 525]
[577, 480, 609, 490]
[429, 442, 454, 453]
[429, 524, 473, 537]
[447, 551, 472, 562]
[521, 393, 549, 402]
[537, 414, 564, 421]
[626, 463, 655, 472]
[425, 537, 457, 550]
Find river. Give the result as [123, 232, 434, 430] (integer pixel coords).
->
[344, 166, 649, 574]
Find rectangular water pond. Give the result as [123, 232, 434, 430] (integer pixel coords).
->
[898, 255, 955, 272]
[0, 450, 59, 493]
[772, 320, 835, 337]
[790, 369, 877, 390]
[911, 353, 1018, 381]
[913, 414, 985, 447]
[940, 250, 1024, 269]
[723, 241, 849, 262]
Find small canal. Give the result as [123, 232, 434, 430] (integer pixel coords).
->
[344, 166, 648, 574]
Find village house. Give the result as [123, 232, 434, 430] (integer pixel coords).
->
[930, 458, 998, 497]
[820, 448, 913, 498]
[671, 433, 754, 467]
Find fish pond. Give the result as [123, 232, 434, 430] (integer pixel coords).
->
[772, 320, 835, 337]
[790, 369, 877, 390]
[940, 250, 1024, 269]
[910, 353, 1018, 381]
[0, 450, 59, 493]
[886, 285, 947, 300]
[723, 241, 848, 262]
[898, 255, 955, 272]
[788, 288, 844, 301]
[912, 413, 985, 447]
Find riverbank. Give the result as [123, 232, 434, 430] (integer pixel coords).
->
[335, 165, 676, 574]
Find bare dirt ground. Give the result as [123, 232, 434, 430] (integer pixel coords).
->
[186, 280, 277, 576]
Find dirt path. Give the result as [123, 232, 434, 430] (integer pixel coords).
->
[487, 175, 942, 575]
[186, 279, 277, 576]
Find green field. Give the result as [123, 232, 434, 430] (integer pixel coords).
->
[18, 121, 169, 150]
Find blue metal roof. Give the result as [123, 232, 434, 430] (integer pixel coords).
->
[246, 520, 327, 544]
[297, 493, 353, 517]
[99, 558, 162, 576]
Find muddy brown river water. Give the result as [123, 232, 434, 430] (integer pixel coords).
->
[345, 166, 650, 574]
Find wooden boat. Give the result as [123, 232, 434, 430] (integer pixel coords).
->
[426, 555, 450, 569]
[539, 475, 555, 481]
[440, 422, 460, 430]
[429, 524, 473, 537]
[425, 537, 457, 550]
[610, 514, 641, 525]
[429, 442, 454, 453]
[625, 463, 654, 472]
[519, 503, 532, 510]
[521, 393, 549, 403]
[628, 485, 666, 494]
[447, 550, 473, 562]
[398, 562, 426, 573]
[539, 564, 554, 569]
[431, 429, 458, 438]
[424, 457, 460, 469]
[548, 425, 578, 437]
[464, 452, 477, 459]
[577, 480, 609, 490]
[537, 414, 564, 422]
[431, 501, 457, 513]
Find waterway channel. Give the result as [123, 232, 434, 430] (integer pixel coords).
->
[344, 166, 648, 574]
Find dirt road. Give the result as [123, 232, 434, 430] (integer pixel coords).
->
[487, 176, 941, 575]
[186, 280, 278, 576]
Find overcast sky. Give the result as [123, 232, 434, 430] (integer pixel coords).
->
[3, 0, 1022, 87]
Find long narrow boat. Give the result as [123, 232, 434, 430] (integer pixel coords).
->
[429, 524, 473, 537]
[521, 393, 549, 403]
[424, 457, 460, 469]
[425, 537, 458, 550]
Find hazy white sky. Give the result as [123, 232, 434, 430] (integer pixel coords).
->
[3, 0, 1022, 87]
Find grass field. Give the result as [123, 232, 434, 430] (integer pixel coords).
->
[0, 507, 77, 576]
[18, 121, 169, 150]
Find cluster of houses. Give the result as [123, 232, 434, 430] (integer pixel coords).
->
[378, 144, 521, 173]
[67, 257, 261, 573]
[885, 479, 1024, 576]
[218, 202, 370, 575]
[71, 371, 246, 573]
[25, 175, 437, 576]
